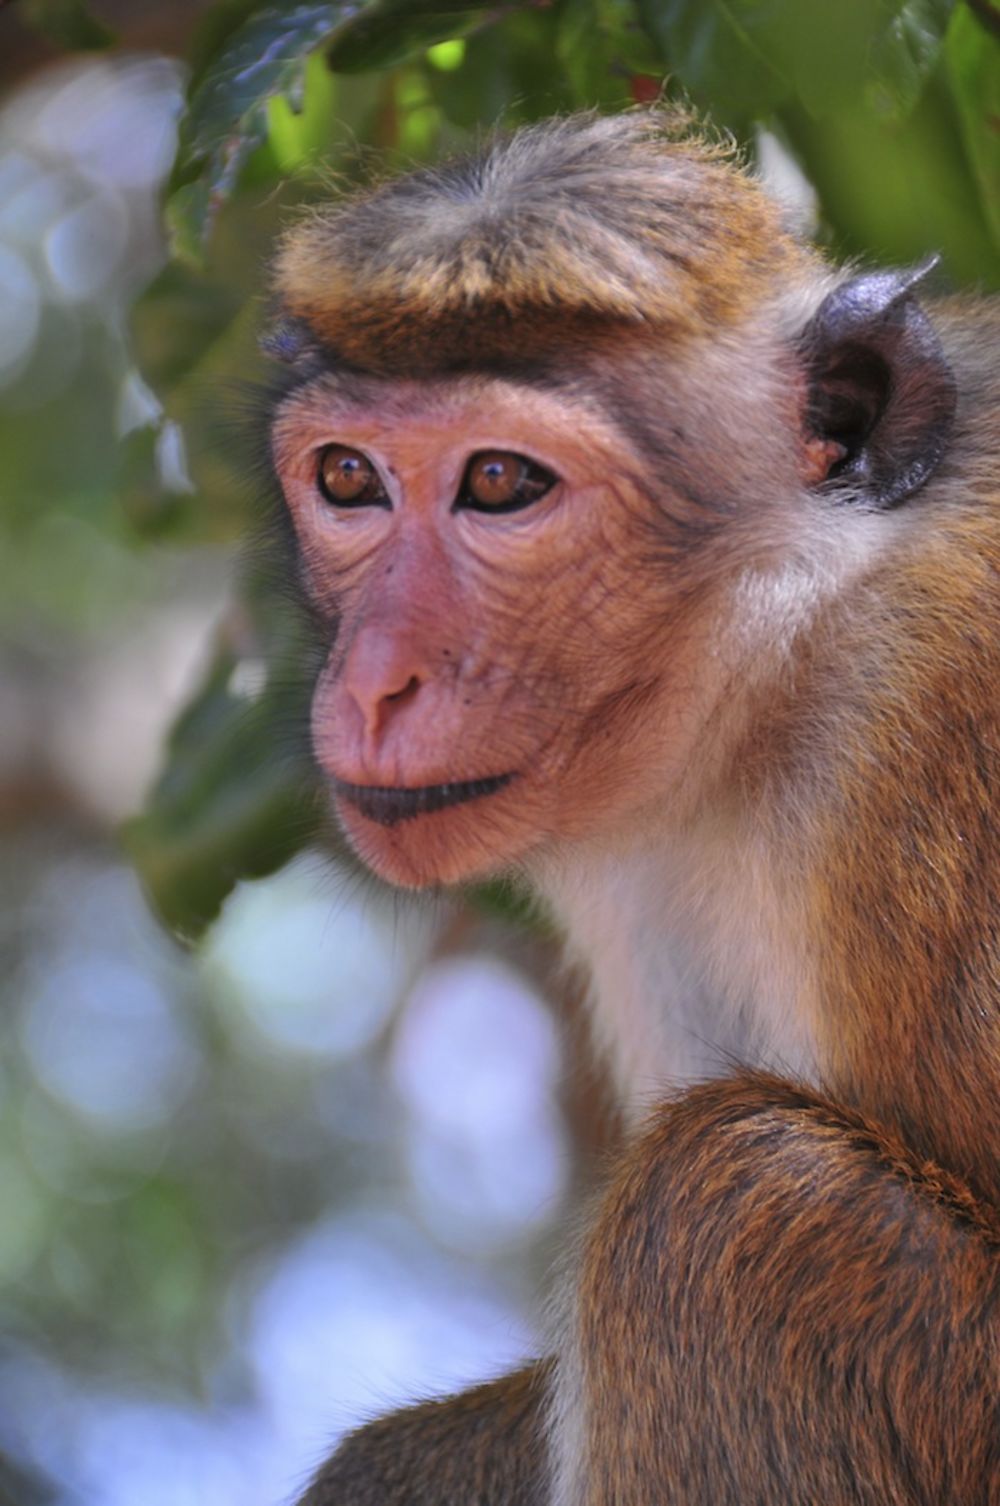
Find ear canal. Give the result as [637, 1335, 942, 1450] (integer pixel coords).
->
[802, 257, 957, 509]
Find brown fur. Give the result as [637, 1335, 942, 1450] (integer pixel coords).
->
[273, 112, 807, 375]
[812, 515, 1000, 1205]
[268, 114, 1000, 1505]
[300, 1363, 551, 1505]
[576, 1076, 1000, 1505]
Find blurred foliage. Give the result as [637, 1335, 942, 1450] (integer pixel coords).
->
[7, 0, 1000, 940]
[122, 561, 325, 940]
[19, 0, 115, 51]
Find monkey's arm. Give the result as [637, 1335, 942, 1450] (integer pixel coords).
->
[298, 1359, 551, 1505]
[560, 1073, 1000, 1506]
[298, 1074, 1000, 1506]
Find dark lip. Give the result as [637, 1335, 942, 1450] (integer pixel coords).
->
[333, 773, 515, 828]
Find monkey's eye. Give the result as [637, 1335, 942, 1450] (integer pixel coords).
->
[317, 445, 389, 508]
[458, 451, 556, 514]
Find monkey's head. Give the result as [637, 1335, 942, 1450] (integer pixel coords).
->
[267, 113, 955, 889]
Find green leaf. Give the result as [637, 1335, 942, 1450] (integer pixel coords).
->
[556, 0, 660, 106]
[123, 220, 277, 541]
[173, 2, 348, 257]
[635, 0, 790, 116]
[182, 2, 343, 161]
[116, 422, 192, 539]
[427, 4, 576, 127]
[641, 0, 789, 109]
[637, 0, 940, 121]
[18, 0, 113, 49]
[130, 262, 244, 395]
[267, 47, 340, 169]
[123, 632, 322, 943]
[426, 38, 467, 70]
[867, 0, 955, 118]
[947, 3, 1000, 251]
[185, 0, 274, 88]
[165, 180, 214, 270]
[327, 0, 498, 73]
[126, 315, 273, 546]
[124, 547, 327, 941]
[424, 19, 517, 127]
[782, 63, 1000, 288]
[777, 0, 907, 117]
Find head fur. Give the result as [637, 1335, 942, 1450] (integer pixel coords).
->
[272, 111, 808, 376]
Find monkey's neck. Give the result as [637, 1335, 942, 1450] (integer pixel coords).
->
[538, 816, 820, 1125]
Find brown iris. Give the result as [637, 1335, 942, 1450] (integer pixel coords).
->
[461, 451, 556, 514]
[317, 445, 387, 507]
[467, 452, 525, 508]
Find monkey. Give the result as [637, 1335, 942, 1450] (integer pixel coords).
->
[263, 111, 1000, 1504]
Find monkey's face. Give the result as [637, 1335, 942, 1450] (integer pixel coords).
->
[272, 376, 720, 888]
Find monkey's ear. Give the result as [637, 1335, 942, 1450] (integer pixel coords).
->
[802, 258, 956, 509]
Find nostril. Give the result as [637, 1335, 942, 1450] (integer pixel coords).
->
[340, 628, 429, 741]
[385, 674, 421, 706]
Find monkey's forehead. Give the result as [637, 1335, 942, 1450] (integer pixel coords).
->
[270, 369, 634, 472]
[270, 113, 808, 376]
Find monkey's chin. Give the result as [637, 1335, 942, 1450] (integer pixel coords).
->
[331, 776, 531, 889]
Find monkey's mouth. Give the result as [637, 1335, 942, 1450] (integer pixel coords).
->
[333, 773, 515, 828]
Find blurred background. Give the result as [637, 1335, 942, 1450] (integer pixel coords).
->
[0, 2, 996, 1503]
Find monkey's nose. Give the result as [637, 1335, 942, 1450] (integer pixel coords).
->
[340, 628, 430, 744]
